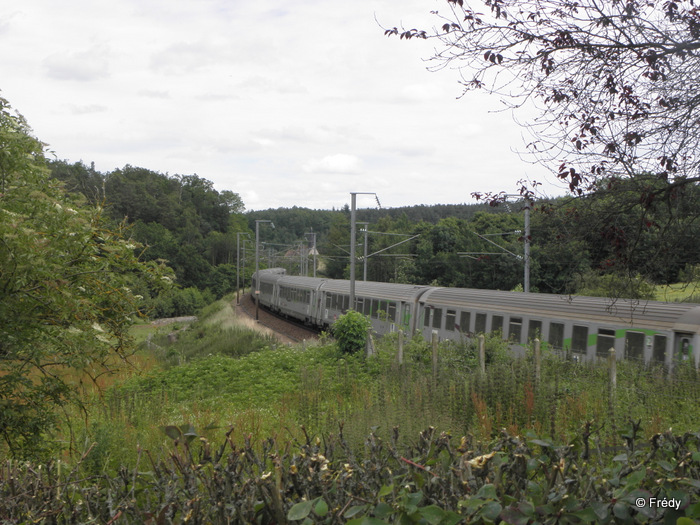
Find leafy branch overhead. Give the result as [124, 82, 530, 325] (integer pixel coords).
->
[384, 0, 700, 203]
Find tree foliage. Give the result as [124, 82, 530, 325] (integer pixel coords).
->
[384, 1, 700, 289]
[0, 98, 170, 457]
[49, 160, 250, 299]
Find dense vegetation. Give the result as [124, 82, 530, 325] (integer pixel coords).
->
[0, 98, 171, 458]
[2, 296, 699, 522]
[48, 159, 253, 313]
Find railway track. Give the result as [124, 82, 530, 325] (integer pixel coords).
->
[236, 293, 319, 343]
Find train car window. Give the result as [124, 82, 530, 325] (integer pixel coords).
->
[475, 313, 487, 334]
[653, 335, 667, 363]
[355, 297, 364, 313]
[387, 302, 396, 323]
[491, 315, 504, 335]
[363, 298, 372, 316]
[424, 308, 431, 328]
[459, 311, 471, 333]
[306, 291, 311, 303]
[625, 332, 644, 361]
[548, 323, 564, 350]
[596, 329, 616, 357]
[509, 317, 523, 343]
[572, 325, 588, 353]
[325, 294, 331, 308]
[528, 320, 542, 342]
[432, 308, 442, 329]
[445, 310, 456, 331]
[371, 299, 379, 319]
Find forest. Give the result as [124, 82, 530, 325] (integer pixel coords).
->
[49, 157, 700, 309]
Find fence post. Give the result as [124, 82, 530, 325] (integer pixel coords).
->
[534, 338, 541, 385]
[479, 334, 486, 375]
[366, 327, 375, 357]
[608, 347, 617, 436]
[398, 329, 404, 365]
[431, 330, 438, 377]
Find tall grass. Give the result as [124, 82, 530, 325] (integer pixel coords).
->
[64, 299, 700, 474]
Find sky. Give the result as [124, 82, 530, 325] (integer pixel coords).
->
[1, 0, 563, 211]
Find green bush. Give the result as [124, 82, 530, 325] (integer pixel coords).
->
[148, 286, 212, 318]
[332, 310, 372, 354]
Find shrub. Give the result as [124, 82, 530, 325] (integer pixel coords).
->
[332, 310, 372, 354]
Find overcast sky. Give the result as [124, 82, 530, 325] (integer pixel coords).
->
[2, 0, 562, 211]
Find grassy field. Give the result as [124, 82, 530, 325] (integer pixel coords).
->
[654, 281, 700, 302]
[2, 294, 700, 523]
[52, 294, 698, 475]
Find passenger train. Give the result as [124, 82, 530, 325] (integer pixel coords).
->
[252, 268, 700, 367]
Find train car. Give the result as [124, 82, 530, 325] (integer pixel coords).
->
[418, 287, 700, 367]
[252, 268, 287, 310]
[252, 269, 700, 367]
[318, 279, 431, 334]
[276, 275, 326, 325]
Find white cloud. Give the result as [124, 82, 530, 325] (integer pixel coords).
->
[68, 104, 108, 115]
[302, 154, 362, 175]
[0, 0, 563, 211]
[43, 46, 110, 82]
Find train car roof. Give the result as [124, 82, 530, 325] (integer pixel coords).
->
[276, 275, 327, 290]
[419, 287, 700, 332]
[256, 270, 287, 283]
[321, 279, 431, 302]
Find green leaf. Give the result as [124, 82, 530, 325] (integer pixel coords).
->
[476, 484, 498, 500]
[162, 425, 182, 440]
[440, 511, 464, 525]
[624, 468, 645, 487]
[344, 504, 369, 519]
[572, 507, 598, 523]
[288, 500, 314, 521]
[658, 460, 675, 471]
[419, 505, 446, 525]
[482, 501, 502, 521]
[314, 498, 328, 518]
[612, 501, 629, 520]
[378, 484, 394, 498]
[374, 502, 392, 519]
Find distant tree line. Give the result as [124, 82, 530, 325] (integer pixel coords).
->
[49, 160, 253, 316]
[50, 160, 700, 304]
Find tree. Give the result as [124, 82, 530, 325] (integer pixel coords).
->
[332, 310, 372, 354]
[0, 98, 170, 458]
[386, 1, 700, 285]
[386, 1, 700, 196]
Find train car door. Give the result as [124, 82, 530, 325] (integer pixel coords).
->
[674, 332, 693, 363]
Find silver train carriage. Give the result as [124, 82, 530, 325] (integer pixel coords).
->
[252, 269, 700, 367]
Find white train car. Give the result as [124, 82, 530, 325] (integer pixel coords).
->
[418, 287, 700, 366]
[252, 269, 700, 367]
[319, 279, 431, 334]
